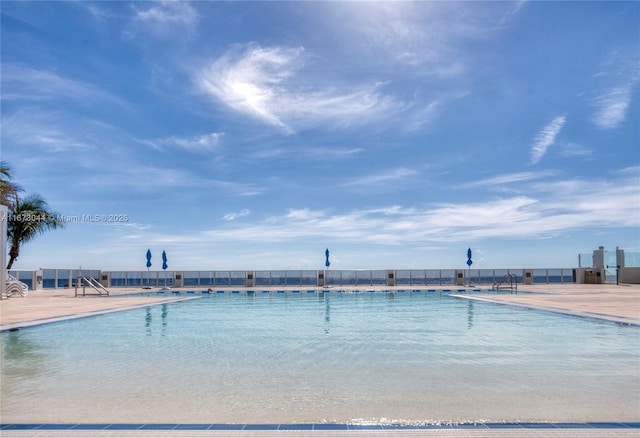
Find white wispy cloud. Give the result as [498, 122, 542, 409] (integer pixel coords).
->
[349, 2, 441, 67]
[198, 45, 305, 130]
[223, 209, 250, 221]
[592, 83, 636, 129]
[402, 90, 469, 132]
[131, 1, 199, 37]
[155, 169, 637, 246]
[590, 49, 639, 130]
[496, 0, 528, 28]
[341, 168, 418, 188]
[1, 110, 257, 197]
[81, 3, 115, 23]
[69, 169, 639, 270]
[1, 64, 130, 110]
[531, 177, 640, 228]
[614, 165, 640, 177]
[559, 142, 593, 158]
[197, 44, 399, 132]
[172, 133, 223, 152]
[2, 109, 97, 153]
[251, 146, 363, 162]
[145, 132, 224, 153]
[303, 147, 364, 159]
[405, 101, 442, 131]
[454, 171, 552, 189]
[328, 2, 523, 71]
[530, 115, 566, 164]
[73, 162, 266, 199]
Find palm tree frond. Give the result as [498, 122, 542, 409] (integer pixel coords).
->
[6, 192, 65, 269]
[0, 160, 23, 208]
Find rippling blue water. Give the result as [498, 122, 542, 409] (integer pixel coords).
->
[2, 291, 639, 424]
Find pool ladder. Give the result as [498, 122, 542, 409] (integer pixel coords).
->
[492, 273, 518, 292]
[75, 276, 110, 296]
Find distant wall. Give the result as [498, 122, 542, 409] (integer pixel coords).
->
[12, 268, 578, 289]
[620, 267, 640, 284]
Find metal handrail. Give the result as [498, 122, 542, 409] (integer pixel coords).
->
[492, 273, 518, 291]
[75, 276, 109, 296]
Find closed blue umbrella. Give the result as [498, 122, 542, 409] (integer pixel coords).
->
[146, 249, 152, 271]
[466, 247, 473, 286]
[162, 250, 168, 287]
[323, 248, 331, 289]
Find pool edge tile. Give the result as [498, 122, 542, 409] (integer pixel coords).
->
[174, 424, 212, 430]
[278, 424, 314, 430]
[208, 424, 245, 430]
[242, 424, 279, 430]
[138, 424, 178, 430]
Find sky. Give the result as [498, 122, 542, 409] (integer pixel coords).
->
[1, 1, 639, 272]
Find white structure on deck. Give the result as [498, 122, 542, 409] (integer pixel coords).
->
[577, 246, 640, 284]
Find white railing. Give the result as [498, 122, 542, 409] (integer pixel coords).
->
[13, 268, 577, 289]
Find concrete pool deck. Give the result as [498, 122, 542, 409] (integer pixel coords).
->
[0, 292, 199, 331]
[2, 283, 639, 330]
[457, 283, 640, 325]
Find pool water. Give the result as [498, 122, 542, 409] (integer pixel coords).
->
[1, 291, 639, 424]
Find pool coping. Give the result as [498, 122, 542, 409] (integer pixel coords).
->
[0, 296, 201, 332]
[450, 294, 640, 326]
[2, 422, 639, 431]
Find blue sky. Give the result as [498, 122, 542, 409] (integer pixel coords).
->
[1, 1, 639, 272]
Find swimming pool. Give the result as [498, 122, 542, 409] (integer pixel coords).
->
[1, 291, 639, 425]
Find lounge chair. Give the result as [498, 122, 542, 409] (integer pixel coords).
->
[4, 275, 29, 297]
